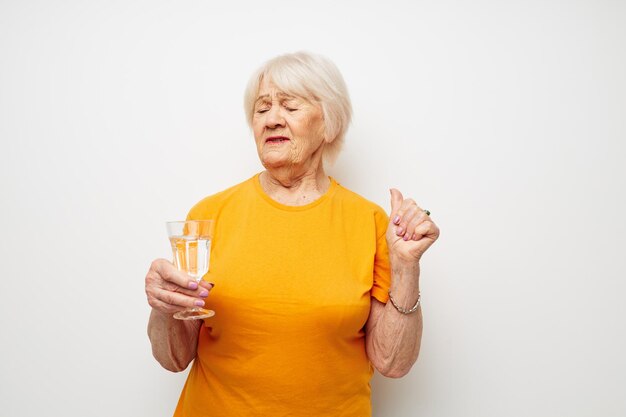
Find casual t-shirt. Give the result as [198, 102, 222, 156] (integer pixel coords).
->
[173, 173, 391, 417]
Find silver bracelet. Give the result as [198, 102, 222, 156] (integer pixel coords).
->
[388, 290, 421, 314]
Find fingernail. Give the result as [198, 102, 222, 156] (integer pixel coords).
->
[393, 215, 400, 224]
[412, 233, 417, 240]
[396, 227, 404, 235]
[199, 289, 209, 297]
[403, 234, 410, 241]
[188, 282, 198, 290]
[194, 300, 205, 307]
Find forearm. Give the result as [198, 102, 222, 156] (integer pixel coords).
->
[368, 260, 423, 378]
[147, 309, 202, 372]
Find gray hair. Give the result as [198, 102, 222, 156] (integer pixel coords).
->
[243, 51, 353, 164]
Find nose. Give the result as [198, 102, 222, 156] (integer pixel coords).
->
[265, 105, 285, 129]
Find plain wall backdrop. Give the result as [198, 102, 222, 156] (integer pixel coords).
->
[1, 1, 625, 416]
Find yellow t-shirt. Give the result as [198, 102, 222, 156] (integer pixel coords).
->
[173, 173, 391, 417]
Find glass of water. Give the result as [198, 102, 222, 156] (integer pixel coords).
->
[166, 220, 215, 320]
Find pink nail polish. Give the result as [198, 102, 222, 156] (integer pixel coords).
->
[199, 290, 209, 297]
[188, 282, 198, 290]
[396, 227, 403, 235]
[194, 300, 205, 307]
[403, 234, 409, 241]
[393, 215, 400, 224]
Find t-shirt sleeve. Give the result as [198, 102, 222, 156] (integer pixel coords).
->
[371, 207, 391, 303]
[186, 192, 220, 221]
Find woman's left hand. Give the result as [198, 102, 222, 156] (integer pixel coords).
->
[386, 188, 440, 264]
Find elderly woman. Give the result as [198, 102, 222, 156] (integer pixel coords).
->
[145, 52, 440, 416]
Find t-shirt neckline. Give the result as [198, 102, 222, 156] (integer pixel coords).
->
[252, 172, 338, 212]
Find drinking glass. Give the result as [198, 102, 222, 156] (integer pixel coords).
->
[166, 220, 215, 320]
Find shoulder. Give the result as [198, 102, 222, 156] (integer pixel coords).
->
[333, 180, 389, 232]
[187, 175, 256, 220]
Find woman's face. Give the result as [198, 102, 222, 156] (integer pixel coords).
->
[252, 78, 327, 171]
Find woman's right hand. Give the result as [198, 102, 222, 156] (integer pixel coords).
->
[145, 258, 214, 315]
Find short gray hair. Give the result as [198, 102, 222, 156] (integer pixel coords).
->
[244, 51, 353, 164]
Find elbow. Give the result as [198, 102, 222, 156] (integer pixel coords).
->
[369, 347, 419, 379]
[152, 348, 192, 373]
[148, 330, 193, 373]
[159, 359, 189, 373]
[373, 360, 413, 379]
[147, 323, 196, 372]
[379, 366, 410, 379]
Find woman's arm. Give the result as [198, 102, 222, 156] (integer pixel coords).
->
[147, 309, 202, 372]
[145, 259, 213, 372]
[365, 188, 439, 378]
[365, 261, 423, 378]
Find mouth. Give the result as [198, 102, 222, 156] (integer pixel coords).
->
[265, 136, 290, 144]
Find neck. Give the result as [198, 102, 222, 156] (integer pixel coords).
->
[260, 162, 331, 206]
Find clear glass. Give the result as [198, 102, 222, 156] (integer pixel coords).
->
[166, 220, 215, 320]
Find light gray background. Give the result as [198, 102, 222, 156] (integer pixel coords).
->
[1, 1, 625, 416]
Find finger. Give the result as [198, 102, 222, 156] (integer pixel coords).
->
[403, 210, 430, 241]
[151, 286, 206, 310]
[146, 264, 212, 301]
[395, 200, 421, 237]
[411, 220, 440, 242]
[161, 280, 211, 299]
[195, 281, 215, 299]
[425, 221, 441, 240]
[148, 297, 187, 315]
[146, 280, 210, 312]
[395, 203, 417, 237]
[198, 280, 215, 292]
[389, 188, 404, 224]
[151, 258, 198, 290]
